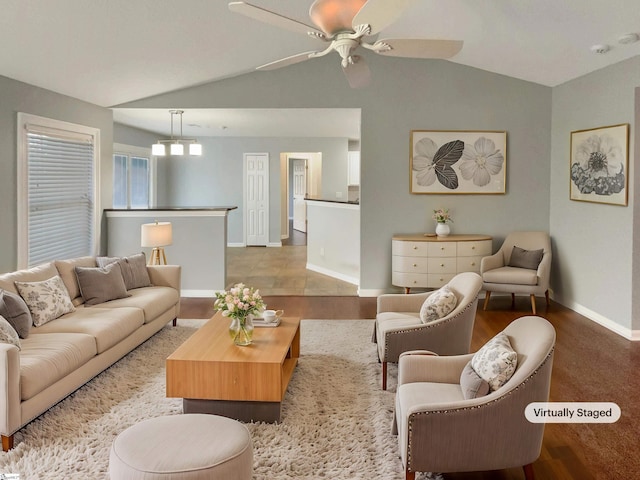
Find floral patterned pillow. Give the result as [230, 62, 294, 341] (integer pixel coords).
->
[0, 314, 21, 350]
[471, 332, 518, 391]
[15, 275, 75, 327]
[419, 285, 458, 323]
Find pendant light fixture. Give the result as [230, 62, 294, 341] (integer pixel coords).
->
[152, 110, 202, 156]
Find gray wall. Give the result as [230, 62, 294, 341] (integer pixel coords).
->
[155, 136, 349, 244]
[120, 53, 552, 293]
[550, 56, 639, 331]
[0, 75, 113, 272]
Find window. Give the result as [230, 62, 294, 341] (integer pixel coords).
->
[17, 113, 100, 268]
[113, 144, 152, 209]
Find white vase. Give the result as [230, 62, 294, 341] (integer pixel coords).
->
[436, 222, 450, 237]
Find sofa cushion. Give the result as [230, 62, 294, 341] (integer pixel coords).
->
[0, 262, 58, 296]
[75, 262, 130, 306]
[509, 246, 544, 270]
[482, 266, 539, 286]
[19, 332, 97, 400]
[0, 315, 21, 350]
[55, 256, 98, 306]
[97, 253, 151, 290]
[15, 275, 75, 327]
[31, 306, 144, 354]
[460, 361, 489, 399]
[419, 286, 457, 323]
[0, 289, 32, 338]
[471, 332, 518, 391]
[96, 286, 179, 323]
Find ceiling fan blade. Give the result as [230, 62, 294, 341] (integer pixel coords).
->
[342, 55, 371, 88]
[256, 51, 317, 71]
[229, 2, 322, 36]
[352, 0, 417, 35]
[374, 38, 463, 59]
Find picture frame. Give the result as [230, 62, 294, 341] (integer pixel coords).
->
[410, 130, 507, 194]
[569, 123, 629, 206]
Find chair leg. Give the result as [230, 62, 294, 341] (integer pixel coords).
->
[511, 293, 516, 309]
[530, 294, 537, 315]
[523, 463, 535, 480]
[382, 362, 387, 390]
[545, 289, 550, 306]
[405, 469, 416, 480]
[483, 291, 491, 310]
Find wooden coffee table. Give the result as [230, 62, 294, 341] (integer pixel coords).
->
[166, 312, 300, 422]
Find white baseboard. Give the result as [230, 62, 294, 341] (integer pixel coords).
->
[181, 289, 217, 298]
[227, 243, 245, 248]
[566, 300, 638, 341]
[357, 288, 390, 297]
[268, 242, 282, 247]
[306, 263, 359, 286]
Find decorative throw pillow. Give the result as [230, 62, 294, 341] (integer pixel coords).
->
[75, 262, 131, 306]
[0, 289, 32, 338]
[509, 246, 544, 270]
[460, 361, 490, 399]
[0, 315, 21, 350]
[419, 285, 458, 323]
[97, 253, 151, 290]
[15, 275, 75, 327]
[471, 332, 518, 391]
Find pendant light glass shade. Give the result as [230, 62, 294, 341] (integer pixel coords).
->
[189, 143, 202, 156]
[152, 110, 202, 157]
[152, 143, 166, 156]
[170, 143, 184, 155]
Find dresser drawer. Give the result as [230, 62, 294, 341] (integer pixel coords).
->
[392, 272, 429, 288]
[457, 240, 492, 257]
[457, 255, 483, 273]
[427, 273, 455, 288]
[427, 257, 457, 273]
[392, 240, 429, 257]
[427, 242, 457, 257]
[393, 255, 428, 273]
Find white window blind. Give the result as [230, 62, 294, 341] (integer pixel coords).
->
[18, 114, 99, 268]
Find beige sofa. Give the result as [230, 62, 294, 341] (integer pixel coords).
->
[0, 257, 181, 451]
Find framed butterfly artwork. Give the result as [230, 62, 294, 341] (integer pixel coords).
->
[410, 130, 507, 194]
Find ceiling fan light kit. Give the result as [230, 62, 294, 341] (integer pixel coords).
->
[152, 110, 202, 157]
[228, 0, 463, 88]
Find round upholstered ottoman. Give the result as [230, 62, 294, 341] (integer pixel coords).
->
[109, 414, 253, 480]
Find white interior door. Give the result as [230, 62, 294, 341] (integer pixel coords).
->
[292, 159, 307, 233]
[245, 153, 269, 246]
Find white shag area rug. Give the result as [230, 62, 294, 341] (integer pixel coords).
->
[0, 319, 442, 480]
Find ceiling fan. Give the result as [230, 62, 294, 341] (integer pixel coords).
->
[228, 0, 463, 88]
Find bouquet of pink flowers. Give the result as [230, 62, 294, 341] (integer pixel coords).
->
[433, 208, 453, 223]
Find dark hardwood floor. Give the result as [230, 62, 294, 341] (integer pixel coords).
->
[179, 295, 639, 479]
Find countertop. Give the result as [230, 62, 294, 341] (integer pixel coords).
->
[304, 197, 359, 205]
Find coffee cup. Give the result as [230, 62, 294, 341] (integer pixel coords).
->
[262, 309, 284, 323]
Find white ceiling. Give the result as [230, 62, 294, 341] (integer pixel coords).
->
[2, 0, 640, 136]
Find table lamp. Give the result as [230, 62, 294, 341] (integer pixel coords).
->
[141, 221, 172, 265]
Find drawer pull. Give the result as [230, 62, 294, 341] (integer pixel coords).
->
[413, 263, 417, 267]
[472, 246, 476, 250]
[440, 263, 444, 267]
[471, 262, 476, 266]
[440, 247, 445, 251]
[439, 277, 444, 281]
[413, 280, 417, 284]
[413, 246, 418, 250]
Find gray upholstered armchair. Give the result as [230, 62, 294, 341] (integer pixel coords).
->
[374, 272, 483, 390]
[481, 231, 552, 314]
[393, 316, 556, 480]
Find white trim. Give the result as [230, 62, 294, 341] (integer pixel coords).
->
[357, 288, 388, 297]
[306, 262, 359, 286]
[228, 242, 246, 248]
[567, 300, 638, 341]
[17, 112, 100, 268]
[113, 143, 155, 208]
[267, 242, 283, 247]
[305, 199, 360, 210]
[105, 210, 230, 218]
[181, 289, 217, 298]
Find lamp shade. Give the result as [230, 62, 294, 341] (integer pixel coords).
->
[170, 143, 184, 155]
[189, 143, 203, 156]
[141, 222, 173, 247]
[152, 143, 166, 156]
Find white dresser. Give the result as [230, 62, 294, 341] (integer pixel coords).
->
[392, 234, 492, 293]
